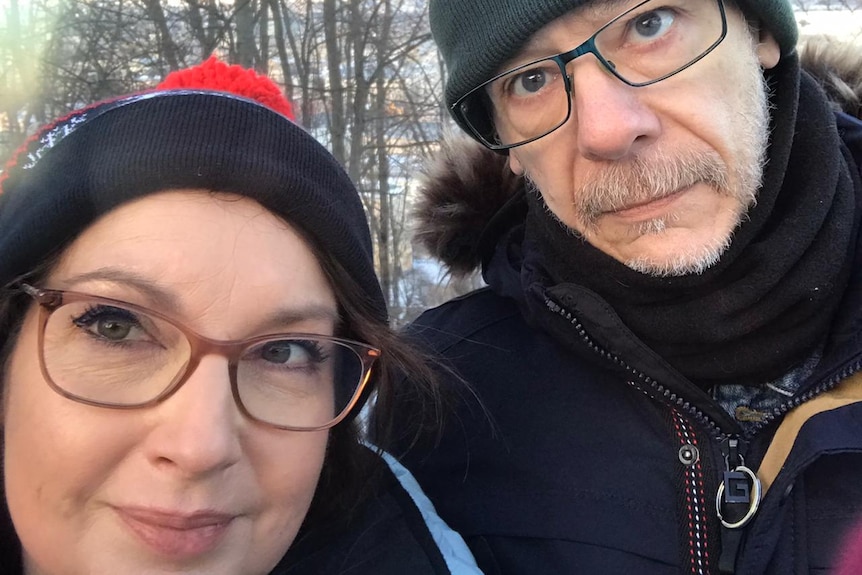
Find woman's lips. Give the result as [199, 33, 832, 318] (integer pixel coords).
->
[116, 507, 234, 559]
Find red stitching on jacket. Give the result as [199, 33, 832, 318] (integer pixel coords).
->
[673, 410, 711, 574]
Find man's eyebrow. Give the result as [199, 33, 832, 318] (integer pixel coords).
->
[591, 0, 639, 18]
[577, 0, 641, 22]
[498, 0, 639, 70]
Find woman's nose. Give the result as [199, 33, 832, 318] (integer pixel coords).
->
[143, 355, 243, 479]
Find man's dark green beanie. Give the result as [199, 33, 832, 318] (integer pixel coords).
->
[430, 0, 798, 128]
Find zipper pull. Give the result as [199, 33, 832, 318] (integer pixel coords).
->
[717, 437, 762, 574]
[716, 437, 762, 529]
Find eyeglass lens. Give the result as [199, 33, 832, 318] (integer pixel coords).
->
[459, 0, 725, 148]
[40, 297, 367, 429]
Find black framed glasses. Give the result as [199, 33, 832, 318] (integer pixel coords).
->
[453, 0, 728, 150]
[20, 284, 380, 431]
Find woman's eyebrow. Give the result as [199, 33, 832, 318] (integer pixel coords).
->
[255, 305, 342, 334]
[55, 268, 181, 312]
[54, 268, 341, 333]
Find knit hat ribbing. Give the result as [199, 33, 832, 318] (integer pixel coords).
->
[430, 0, 799, 123]
[0, 64, 387, 324]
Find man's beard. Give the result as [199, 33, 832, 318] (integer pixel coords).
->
[530, 42, 773, 277]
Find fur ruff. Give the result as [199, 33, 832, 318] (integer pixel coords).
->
[412, 130, 522, 276]
[799, 35, 862, 118]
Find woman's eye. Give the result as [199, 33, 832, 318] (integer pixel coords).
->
[95, 318, 133, 340]
[73, 306, 146, 342]
[629, 8, 675, 41]
[260, 341, 301, 364]
[258, 340, 325, 367]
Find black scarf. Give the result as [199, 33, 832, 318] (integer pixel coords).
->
[524, 55, 862, 390]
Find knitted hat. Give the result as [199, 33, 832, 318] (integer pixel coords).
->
[430, 0, 799, 126]
[0, 57, 387, 323]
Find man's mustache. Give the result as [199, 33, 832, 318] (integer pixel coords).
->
[576, 149, 731, 226]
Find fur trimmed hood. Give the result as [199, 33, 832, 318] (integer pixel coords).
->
[414, 36, 862, 277]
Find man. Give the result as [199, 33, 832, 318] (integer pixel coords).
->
[391, 0, 862, 571]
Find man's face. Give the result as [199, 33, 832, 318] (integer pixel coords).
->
[502, 0, 781, 276]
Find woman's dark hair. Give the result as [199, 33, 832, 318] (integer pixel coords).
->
[295, 228, 449, 528]
[0, 255, 61, 574]
[0, 256, 59, 376]
[0, 295, 29, 373]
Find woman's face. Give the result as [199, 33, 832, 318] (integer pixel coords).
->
[4, 190, 337, 575]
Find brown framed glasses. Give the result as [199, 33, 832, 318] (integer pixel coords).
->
[20, 284, 380, 431]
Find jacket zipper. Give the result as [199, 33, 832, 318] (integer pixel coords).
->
[545, 293, 862, 571]
[545, 293, 862, 444]
[745, 359, 862, 437]
[544, 296, 730, 441]
[544, 296, 765, 573]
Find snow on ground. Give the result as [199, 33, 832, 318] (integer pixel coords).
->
[794, 8, 862, 44]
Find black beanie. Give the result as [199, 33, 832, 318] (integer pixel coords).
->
[0, 86, 387, 324]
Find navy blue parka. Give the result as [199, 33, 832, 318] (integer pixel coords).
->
[392, 50, 862, 574]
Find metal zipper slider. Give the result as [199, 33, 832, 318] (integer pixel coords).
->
[716, 437, 762, 529]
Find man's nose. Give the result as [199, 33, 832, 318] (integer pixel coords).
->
[143, 355, 243, 478]
[568, 59, 661, 161]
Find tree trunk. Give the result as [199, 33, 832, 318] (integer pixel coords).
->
[323, 0, 346, 164]
[235, 0, 256, 67]
[142, 0, 181, 70]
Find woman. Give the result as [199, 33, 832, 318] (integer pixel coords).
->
[0, 59, 479, 574]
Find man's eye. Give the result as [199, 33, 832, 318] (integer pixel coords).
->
[505, 64, 560, 99]
[513, 69, 548, 96]
[629, 8, 675, 41]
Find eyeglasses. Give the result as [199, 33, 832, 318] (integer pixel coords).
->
[453, 0, 728, 150]
[20, 284, 380, 431]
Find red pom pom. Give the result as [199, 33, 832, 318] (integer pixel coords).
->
[157, 56, 295, 120]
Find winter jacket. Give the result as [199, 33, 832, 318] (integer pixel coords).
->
[834, 519, 862, 575]
[391, 42, 862, 574]
[274, 449, 481, 574]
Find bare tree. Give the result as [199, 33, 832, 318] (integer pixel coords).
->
[1, 0, 470, 319]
